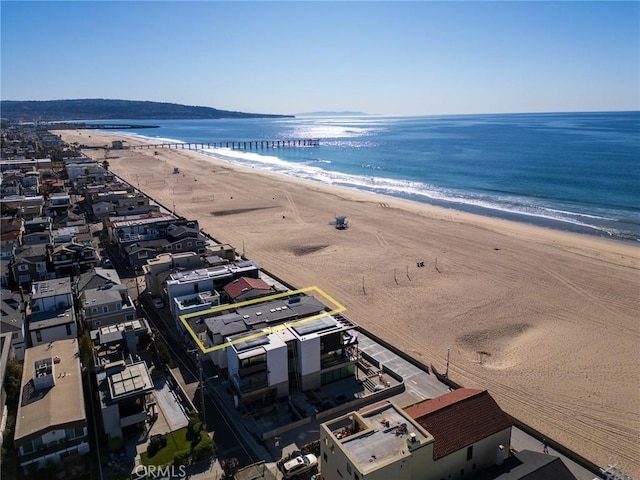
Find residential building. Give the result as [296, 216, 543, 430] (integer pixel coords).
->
[196, 293, 358, 404]
[75, 267, 122, 293]
[104, 212, 178, 245]
[1, 289, 26, 360]
[22, 216, 52, 246]
[49, 241, 99, 276]
[28, 279, 77, 347]
[80, 283, 136, 330]
[0, 158, 52, 173]
[92, 319, 154, 440]
[46, 192, 71, 218]
[119, 220, 207, 269]
[171, 290, 220, 330]
[223, 276, 273, 303]
[473, 449, 578, 480]
[13, 339, 90, 474]
[0, 217, 24, 259]
[143, 251, 204, 297]
[10, 244, 49, 287]
[319, 389, 512, 480]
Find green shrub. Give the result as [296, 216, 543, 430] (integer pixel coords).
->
[148, 434, 167, 457]
[173, 449, 190, 466]
[192, 434, 214, 462]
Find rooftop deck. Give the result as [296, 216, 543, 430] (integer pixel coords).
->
[326, 402, 432, 472]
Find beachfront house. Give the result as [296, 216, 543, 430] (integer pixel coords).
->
[194, 293, 359, 405]
[223, 276, 273, 303]
[121, 220, 208, 269]
[320, 389, 512, 480]
[13, 339, 90, 476]
[166, 260, 261, 340]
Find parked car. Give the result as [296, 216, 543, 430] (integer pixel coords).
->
[102, 258, 113, 268]
[152, 297, 165, 309]
[283, 454, 317, 479]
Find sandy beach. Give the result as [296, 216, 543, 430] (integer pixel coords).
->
[57, 130, 640, 475]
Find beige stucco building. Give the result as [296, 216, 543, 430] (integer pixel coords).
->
[319, 389, 512, 480]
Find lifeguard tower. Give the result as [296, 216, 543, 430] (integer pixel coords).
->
[334, 216, 348, 230]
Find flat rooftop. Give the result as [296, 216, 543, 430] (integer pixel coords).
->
[14, 339, 85, 443]
[103, 361, 154, 403]
[325, 401, 433, 472]
[31, 278, 72, 299]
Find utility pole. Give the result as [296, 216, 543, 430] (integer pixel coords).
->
[188, 349, 206, 426]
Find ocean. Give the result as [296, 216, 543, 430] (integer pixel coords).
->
[91, 111, 640, 243]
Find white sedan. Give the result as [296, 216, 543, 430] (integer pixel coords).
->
[283, 454, 317, 479]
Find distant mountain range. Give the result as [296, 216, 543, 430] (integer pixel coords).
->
[0, 99, 294, 122]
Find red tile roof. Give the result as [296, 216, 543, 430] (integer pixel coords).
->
[223, 276, 271, 300]
[405, 389, 512, 459]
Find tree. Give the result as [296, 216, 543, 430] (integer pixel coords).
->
[78, 332, 94, 372]
[3, 358, 23, 407]
[155, 338, 172, 367]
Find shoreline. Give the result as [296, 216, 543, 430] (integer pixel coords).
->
[55, 129, 640, 475]
[90, 128, 640, 245]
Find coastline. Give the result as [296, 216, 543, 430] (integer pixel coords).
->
[55, 129, 640, 475]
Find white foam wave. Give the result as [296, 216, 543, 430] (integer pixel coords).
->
[191, 146, 635, 236]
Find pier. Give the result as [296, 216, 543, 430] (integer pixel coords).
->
[127, 138, 320, 151]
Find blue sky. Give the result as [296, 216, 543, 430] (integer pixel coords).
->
[1, 1, 638, 116]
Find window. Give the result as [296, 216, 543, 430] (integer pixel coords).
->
[116, 302, 122, 310]
[175, 243, 182, 250]
[187, 242, 192, 247]
[36, 330, 42, 343]
[103, 306, 109, 313]
[354, 475, 359, 480]
[346, 464, 352, 475]
[337, 470, 343, 478]
[466, 446, 473, 461]
[92, 307, 98, 314]
[126, 314, 134, 321]
[12, 332, 18, 339]
[323, 453, 328, 462]
[66, 324, 72, 336]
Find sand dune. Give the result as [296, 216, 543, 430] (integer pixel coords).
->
[57, 130, 640, 475]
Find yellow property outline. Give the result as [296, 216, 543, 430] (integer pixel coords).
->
[179, 286, 347, 354]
